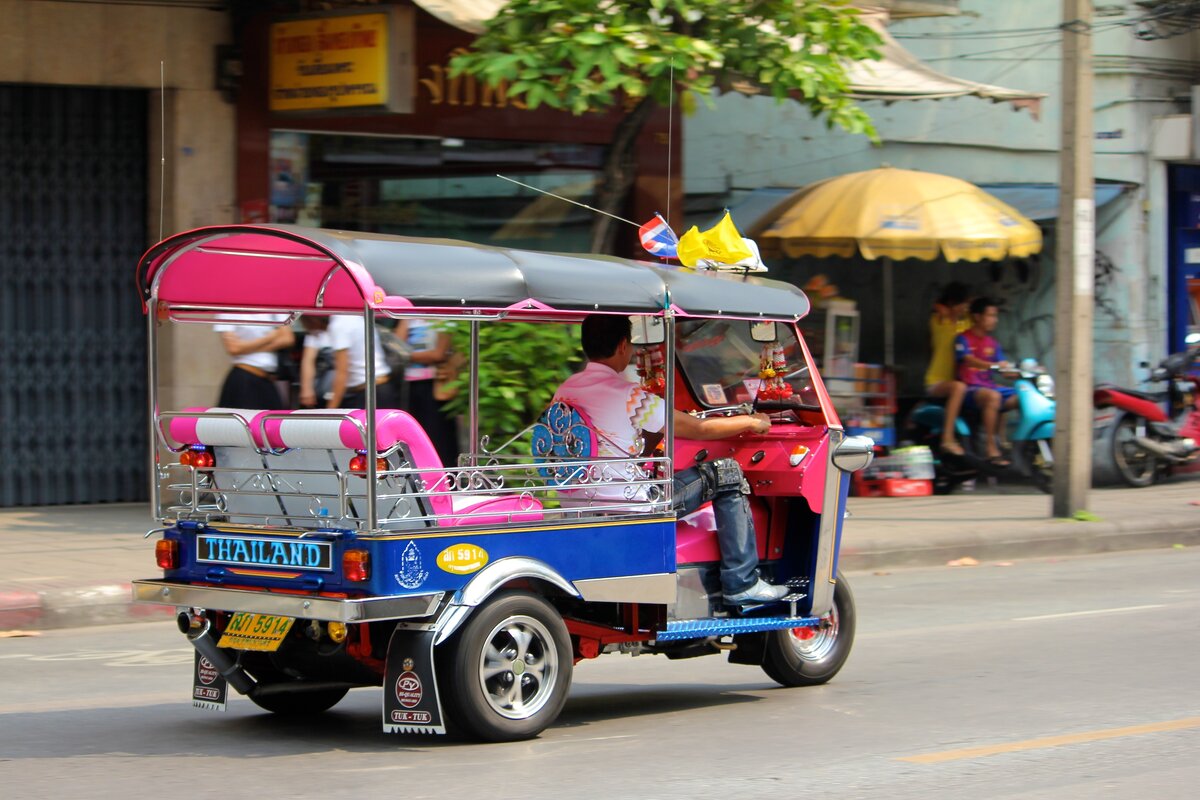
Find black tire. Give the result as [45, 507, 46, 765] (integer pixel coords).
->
[441, 591, 573, 742]
[1111, 415, 1157, 488]
[1011, 439, 1053, 494]
[247, 686, 349, 715]
[762, 572, 855, 687]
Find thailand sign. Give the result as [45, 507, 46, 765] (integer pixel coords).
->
[270, 10, 413, 112]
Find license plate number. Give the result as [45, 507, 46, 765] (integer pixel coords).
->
[217, 612, 295, 652]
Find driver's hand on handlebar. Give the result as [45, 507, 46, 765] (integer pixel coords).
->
[749, 412, 771, 435]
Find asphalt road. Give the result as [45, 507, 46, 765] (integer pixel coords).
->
[1, 548, 1197, 799]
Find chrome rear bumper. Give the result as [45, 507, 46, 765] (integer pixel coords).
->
[132, 579, 442, 623]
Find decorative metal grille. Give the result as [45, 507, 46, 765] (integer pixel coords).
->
[0, 84, 148, 506]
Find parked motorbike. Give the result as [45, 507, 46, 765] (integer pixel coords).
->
[907, 358, 1056, 494]
[1093, 347, 1200, 488]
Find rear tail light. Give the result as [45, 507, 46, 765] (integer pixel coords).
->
[180, 446, 214, 469]
[156, 539, 179, 570]
[342, 550, 370, 582]
[349, 453, 387, 477]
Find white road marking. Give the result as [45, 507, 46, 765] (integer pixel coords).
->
[1014, 604, 1164, 621]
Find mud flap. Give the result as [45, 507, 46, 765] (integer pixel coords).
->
[382, 623, 445, 735]
[192, 651, 228, 711]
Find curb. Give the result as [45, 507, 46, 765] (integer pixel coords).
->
[0, 584, 173, 633]
[839, 515, 1200, 571]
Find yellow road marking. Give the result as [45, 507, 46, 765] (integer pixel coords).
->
[899, 717, 1200, 764]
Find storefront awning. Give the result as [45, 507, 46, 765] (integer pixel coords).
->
[974, 182, 1137, 223]
[412, 2, 1043, 114]
[844, 10, 1045, 115]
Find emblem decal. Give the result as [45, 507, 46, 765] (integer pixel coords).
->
[394, 541, 429, 589]
[396, 671, 423, 709]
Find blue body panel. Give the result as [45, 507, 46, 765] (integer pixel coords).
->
[1011, 381, 1056, 442]
[164, 516, 677, 598]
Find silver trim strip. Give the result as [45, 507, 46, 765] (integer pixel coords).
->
[132, 580, 442, 622]
[573, 573, 677, 604]
[811, 428, 845, 616]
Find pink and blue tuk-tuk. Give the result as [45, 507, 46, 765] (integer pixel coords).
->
[132, 224, 873, 741]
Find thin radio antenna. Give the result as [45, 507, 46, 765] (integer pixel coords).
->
[666, 62, 674, 225]
[495, 174, 640, 228]
[158, 60, 165, 242]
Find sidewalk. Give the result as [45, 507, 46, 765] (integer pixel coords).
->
[2, 480, 1198, 631]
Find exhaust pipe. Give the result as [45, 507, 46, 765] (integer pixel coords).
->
[179, 611, 257, 695]
[1133, 436, 1198, 464]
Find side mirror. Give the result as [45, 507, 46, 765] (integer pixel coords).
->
[750, 320, 777, 342]
[831, 435, 875, 473]
[630, 316, 665, 345]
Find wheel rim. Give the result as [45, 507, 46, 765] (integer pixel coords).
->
[476, 614, 560, 720]
[1113, 418, 1154, 481]
[787, 605, 839, 663]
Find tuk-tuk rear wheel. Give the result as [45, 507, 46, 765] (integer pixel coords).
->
[762, 572, 855, 687]
[441, 591, 573, 742]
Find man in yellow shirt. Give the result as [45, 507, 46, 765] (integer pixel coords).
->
[923, 282, 970, 456]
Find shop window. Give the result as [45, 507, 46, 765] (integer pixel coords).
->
[269, 131, 604, 252]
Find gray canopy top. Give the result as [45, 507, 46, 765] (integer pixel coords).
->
[138, 224, 810, 321]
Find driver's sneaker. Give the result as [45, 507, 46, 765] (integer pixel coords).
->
[725, 579, 788, 606]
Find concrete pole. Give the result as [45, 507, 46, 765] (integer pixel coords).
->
[1052, 0, 1094, 517]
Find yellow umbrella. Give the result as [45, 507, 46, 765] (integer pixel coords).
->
[749, 166, 1043, 365]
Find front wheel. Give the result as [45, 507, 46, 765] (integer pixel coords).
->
[762, 572, 856, 687]
[441, 591, 573, 742]
[1011, 439, 1053, 494]
[1111, 414, 1157, 488]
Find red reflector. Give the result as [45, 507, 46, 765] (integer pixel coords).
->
[179, 449, 194, 467]
[792, 627, 816, 640]
[155, 539, 179, 570]
[349, 454, 387, 477]
[342, 550, 370, 582]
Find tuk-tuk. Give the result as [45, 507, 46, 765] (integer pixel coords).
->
[132, 224, 873, 741]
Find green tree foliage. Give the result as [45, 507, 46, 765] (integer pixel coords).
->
[451, 0, 882, 252]
[441, 322, 583, 443]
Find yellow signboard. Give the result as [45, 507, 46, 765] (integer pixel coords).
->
[270, 11, 412, 112]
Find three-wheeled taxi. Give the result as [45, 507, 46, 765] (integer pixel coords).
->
[132, 224, 873, 741]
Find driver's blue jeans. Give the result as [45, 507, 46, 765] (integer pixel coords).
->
[672, 466, 760, 596]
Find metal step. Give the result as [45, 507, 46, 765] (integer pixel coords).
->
[655, 614, 821, 642]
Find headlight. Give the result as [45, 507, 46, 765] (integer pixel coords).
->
[1036, 373, 1055, 398]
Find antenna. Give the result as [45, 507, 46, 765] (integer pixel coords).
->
[495, 174, 640, 228]
[666, 62, 674, 225]
[159, 60, 165, 242]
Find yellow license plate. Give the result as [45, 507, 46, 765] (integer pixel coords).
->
[217, 612, 295, 652]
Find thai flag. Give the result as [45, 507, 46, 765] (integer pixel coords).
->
[638, 213, 679, 259]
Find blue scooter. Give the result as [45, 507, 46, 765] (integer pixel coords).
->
[907, 359, 1056, 493]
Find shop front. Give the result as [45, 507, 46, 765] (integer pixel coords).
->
[235, 3, 678, 255]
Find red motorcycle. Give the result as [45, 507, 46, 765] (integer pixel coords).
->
[1093, 347, 1200, 487]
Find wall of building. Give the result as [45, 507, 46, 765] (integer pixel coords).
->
[0, 0, 238, 412]
[684, 0, 1200, 394]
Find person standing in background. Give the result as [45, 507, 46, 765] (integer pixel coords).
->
[298, 315, 393, 409]
[214, 313, 294, 409]
[923, 282, 971, 457]
[399, 318, 459, 466]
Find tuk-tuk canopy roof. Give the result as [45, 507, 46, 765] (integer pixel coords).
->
[137, 224, 810, 321]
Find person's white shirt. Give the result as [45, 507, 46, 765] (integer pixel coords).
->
[552, 362, 665, 503]
[214, 313, 289, 371]
[307, 315, 391, 388]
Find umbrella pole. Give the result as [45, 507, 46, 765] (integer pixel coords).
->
[883, 256, 895, 368]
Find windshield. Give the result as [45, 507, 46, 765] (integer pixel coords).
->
[675, 319, 820, 410]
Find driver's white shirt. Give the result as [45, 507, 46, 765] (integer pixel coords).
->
[553, 362, 665, 457]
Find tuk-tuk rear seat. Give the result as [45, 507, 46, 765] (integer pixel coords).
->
[164, 407, 542, 529]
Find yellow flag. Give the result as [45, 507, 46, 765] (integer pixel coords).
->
[677, 212, 754, 267]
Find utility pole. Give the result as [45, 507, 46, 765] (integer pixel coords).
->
[1053, 0, 1094, 517]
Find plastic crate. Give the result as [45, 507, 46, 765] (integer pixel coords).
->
[852, 476, 933, 497]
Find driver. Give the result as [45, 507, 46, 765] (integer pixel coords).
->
[553, 315, 788, 606]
